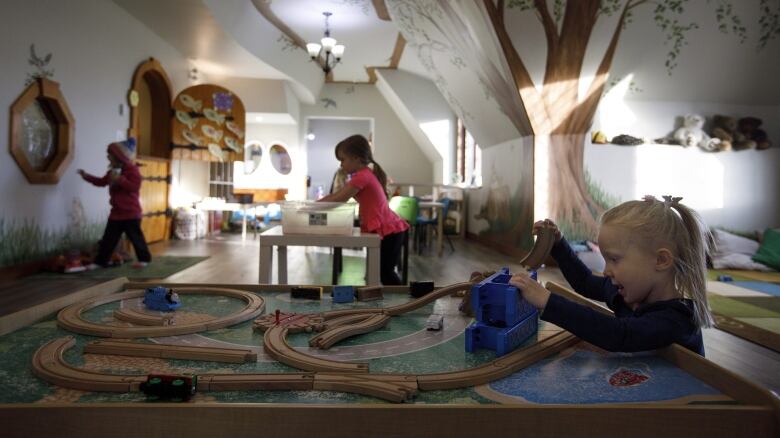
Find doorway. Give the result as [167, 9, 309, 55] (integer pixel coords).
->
[306, 118, 372, 200]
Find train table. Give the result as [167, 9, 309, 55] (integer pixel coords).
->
[0, 277, 778, 437]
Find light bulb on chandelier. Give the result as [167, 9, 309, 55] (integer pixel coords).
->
[306, 12, 345, 74]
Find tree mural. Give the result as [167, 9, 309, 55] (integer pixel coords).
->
[486, 0, 779, 238]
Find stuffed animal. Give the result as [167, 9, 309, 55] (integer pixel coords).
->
[673, 114, 721, 151]
[738, 117, 770, 150]
[711, 115, 755, 150]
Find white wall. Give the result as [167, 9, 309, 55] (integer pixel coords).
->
[375, 69, 456, 184]
[588, 100, 780, 231]
[301, 83, 432, 187]
[305, 118, 372, 200]
[170, 160, 210, 208]
[210, 76, 292, 114]
[0, 0, 192, 230]
[237, 122, 306, 200]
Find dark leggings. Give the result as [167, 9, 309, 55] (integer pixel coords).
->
[95, 219, 151, 266]
[380, 230, 406, 285]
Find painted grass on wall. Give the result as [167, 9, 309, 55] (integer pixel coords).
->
[558, 171, 622, 242]
[0, 219, 104, 268]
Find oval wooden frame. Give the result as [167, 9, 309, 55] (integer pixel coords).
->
[9, 78, 74, 184]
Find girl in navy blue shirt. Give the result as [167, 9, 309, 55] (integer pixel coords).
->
[511, 196, 713, 356]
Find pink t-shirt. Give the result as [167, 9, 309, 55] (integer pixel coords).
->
[348, 167, 409, 238]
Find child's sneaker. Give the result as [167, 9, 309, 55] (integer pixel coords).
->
[131, 261, 149, 269]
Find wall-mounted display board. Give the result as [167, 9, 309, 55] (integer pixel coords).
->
[9, 78, 74, 184]
[171, 84, 245, 162]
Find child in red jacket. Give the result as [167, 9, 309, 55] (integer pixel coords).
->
[78, 138, 151, 268]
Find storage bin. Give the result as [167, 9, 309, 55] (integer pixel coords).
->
[280, 201, 355, 235]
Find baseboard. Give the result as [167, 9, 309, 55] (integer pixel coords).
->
[0, 259, 46, 282]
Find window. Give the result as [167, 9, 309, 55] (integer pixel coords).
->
[455, 119, 481, 187]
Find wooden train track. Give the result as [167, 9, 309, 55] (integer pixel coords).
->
[57, 287, 264, 338]
[519, 225, 555, 269]
[33, 336, 415, 402]
[309, 313, 391, 349]
[31, 336, 147, 392]
[263, 325, 369, 373]
[83, 340, 257, 364]
[113, 308, 175, 326]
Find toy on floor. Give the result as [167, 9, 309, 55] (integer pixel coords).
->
[331, 285, 354, 303]
[140, 374, 197, 401]
[426, 314, 444, 331]
[291, 286, 323, 300]
[465, 268, 538, 356]
[143, 286, 181, 312]
[410, 281, 434, 298]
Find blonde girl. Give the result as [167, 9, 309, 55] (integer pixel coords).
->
[511, 195, 713, 355]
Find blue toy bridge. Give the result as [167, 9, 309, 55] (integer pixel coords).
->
[465, 268, 538, 356]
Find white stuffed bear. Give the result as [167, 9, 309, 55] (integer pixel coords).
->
[673, 114, 721, 151]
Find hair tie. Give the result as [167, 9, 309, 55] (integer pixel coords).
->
[662, 195, 683, 207]
[642, 195, 658, 203]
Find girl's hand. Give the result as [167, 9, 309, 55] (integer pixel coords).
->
[510, 272, 551, 310]
[533, 219, 562, 243]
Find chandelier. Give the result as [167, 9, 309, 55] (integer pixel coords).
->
[306, 12, 345, 74]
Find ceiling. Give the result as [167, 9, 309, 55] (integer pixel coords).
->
[113, 0, 428, 91]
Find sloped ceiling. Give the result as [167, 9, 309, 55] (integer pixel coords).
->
[113, 0, 284, 79]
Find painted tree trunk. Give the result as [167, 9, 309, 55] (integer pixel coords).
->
[546, 133, 603, 240]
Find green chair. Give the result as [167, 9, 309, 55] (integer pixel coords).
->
[389, 196, 418, 284]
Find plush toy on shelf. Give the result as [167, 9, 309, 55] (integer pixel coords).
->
[711, 114, 757, 151]
[673, 114, 721, 151]
[738, 117, 771, 150]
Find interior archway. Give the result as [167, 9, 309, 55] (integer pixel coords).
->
[128, 57, 172, 159]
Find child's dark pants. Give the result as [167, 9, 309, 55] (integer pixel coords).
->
[95, 219, 151, 266]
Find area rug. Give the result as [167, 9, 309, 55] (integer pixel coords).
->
[707, 291, 780, 352]
[34, 256, 209, 281]
[707, 269, 780, 284]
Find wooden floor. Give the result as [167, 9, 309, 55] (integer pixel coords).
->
[3, 231, 780, 395]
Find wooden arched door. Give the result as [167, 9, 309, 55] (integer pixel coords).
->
[128, 58, 173, 243]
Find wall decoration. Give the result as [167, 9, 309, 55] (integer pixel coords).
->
[244, 142, 263, 174]
[320, 98, 338, 109]
[171, 84, 245, 162]
[0, 199, 103, 268]
[25, 44, 54, 85]
[9, 78, 74, 184]
[270, 144, 292, 175]
[128, 90, 139, 107]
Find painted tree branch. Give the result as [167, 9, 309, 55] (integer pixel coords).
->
[569, 1, 632, 134]
[483, 0, 547, 133]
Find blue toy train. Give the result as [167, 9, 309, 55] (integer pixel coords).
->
[143, 286, 181, 312]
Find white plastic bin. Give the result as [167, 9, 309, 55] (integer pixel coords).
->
[281, 201, 355, 235]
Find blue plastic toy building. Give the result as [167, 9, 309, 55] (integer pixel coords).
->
[465, 268, 538, 356]
[332, 285, 355, 303]
[143, 286, 181, 312]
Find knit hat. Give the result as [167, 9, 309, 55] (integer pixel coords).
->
[108, 138, 137, 163]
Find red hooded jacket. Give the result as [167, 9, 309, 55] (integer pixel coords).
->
[81, 148, 143, 220]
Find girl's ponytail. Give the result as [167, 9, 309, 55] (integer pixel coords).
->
[370, 160, 388, 199]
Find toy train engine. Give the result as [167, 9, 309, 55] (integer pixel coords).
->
[143, 286, 181, 312]
[140, 374, 197, 401]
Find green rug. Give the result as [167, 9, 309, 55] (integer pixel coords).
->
[708, 293, 780, 352]
[34, 256, 208, 280]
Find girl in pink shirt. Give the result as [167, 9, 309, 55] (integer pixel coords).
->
[319, 135, 409, 285]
